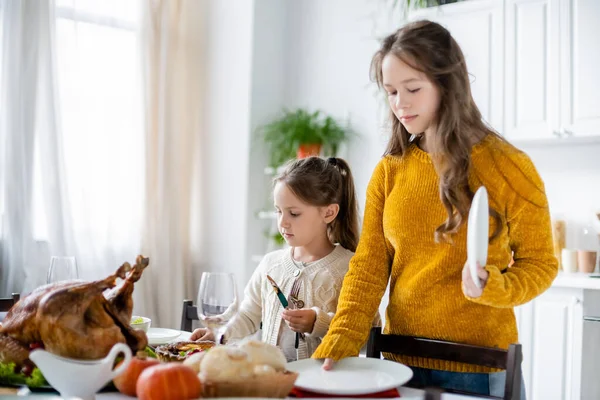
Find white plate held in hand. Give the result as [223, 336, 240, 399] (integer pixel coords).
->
[467, 186, 489, 289]
[286, 357, 413, 395]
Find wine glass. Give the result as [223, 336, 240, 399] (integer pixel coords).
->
[47, 256, 79, 284]
[196, 272, 239, 345]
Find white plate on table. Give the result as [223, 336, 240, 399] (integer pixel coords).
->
[467, 186, 489, 289]
[286, 357, 413, 395]
[146, 328, 182, 345]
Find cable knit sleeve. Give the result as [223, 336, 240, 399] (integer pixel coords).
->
[468, 151, 558, 308]
[225, 259, 265, 341]
[307, 307, 334, 339]
[312, 159, 392, 360]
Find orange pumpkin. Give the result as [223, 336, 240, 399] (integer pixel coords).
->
[136, 363, 202, 400]
[113, 352, 160, 397]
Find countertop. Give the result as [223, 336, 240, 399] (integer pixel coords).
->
[552, 271, 600, 290]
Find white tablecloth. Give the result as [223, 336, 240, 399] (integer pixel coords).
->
[5, 387, 486, 399]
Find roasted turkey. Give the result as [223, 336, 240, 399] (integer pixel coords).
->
[0, 255, 149, 372]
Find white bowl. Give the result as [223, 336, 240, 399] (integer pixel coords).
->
[130, 316, 151, 332]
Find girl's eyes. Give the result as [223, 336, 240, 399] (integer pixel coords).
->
[274, 210, 299, 217]
[386, 88, 421, 95]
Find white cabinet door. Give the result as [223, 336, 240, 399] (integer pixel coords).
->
[515, 302, 534, 400]
[528, 289, 583, 400]
[560, 0, 600, 137]
[504, 0, 560, 140]
[409, 0, 504, 133]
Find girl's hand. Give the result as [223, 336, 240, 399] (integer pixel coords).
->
[190, 328, 215, 342]
[322, 358, 335, 370]
[461, 261, 489, 298]
[281, 308, 317, 333]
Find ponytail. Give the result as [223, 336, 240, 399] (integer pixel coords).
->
[326, 158, 359, 252]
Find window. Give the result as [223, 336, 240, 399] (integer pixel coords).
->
[32, 0, 143, 241]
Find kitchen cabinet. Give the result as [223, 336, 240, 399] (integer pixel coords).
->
[516, 281, 600, 400]
[516, 288, 583, 400]
[410, 0, 505, 134]
[558, 0, 600, 137]
[411, 0, 600, 141]
[505, 0, 600, 141]
[504, 0, 560, 140]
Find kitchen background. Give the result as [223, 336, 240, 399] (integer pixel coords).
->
[244, 0, 600, 279]
[1, 0, 599, 399]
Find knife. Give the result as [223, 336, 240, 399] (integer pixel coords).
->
[267, 274, 302, 348]
[266, 275, 289, 308]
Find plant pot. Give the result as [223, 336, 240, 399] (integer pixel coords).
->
[297, 143, 321, 159]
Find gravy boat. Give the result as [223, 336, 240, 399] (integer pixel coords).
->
[29, 342, 132, 400]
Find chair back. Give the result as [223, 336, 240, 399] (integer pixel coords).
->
[0, 293, 20, 312]
[180, 299, 199, 332]
[366, 327, 522, 400]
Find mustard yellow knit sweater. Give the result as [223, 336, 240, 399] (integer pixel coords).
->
[312, 135, 558, 373]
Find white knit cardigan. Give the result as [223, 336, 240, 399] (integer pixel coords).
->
[225, 245, 353, 359]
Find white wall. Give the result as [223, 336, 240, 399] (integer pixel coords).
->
[245, 0, 289, 284]
[201, 0, 255, 292]
[284, 0, 397, 211]
[524, 143, 600, 249]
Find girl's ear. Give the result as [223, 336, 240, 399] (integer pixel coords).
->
[322, 204, 340, 224]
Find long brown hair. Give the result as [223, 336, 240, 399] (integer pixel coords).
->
[275, 157, 359, 252]
[371, 20, 502, 243]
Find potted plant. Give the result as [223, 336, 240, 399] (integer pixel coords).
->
[260, 109, 352, 168]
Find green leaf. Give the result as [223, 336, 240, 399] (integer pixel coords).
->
[145, 346, 157, 359]
[259, 108, 354, 168]
[0, 363, 47, 388]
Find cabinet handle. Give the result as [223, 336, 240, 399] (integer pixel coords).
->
[562, 128, 574, 136]
[572, 297, 582, 305]
[552, 130, 562, 138]
[584, 316, 600, 322]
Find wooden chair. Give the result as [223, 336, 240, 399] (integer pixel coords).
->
[367, 327, 522, 400]
[180, 299, 199, 332]
[0, 293, 20, 312]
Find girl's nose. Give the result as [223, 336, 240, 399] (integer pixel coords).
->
[395, 94, 408, 110]
[279, 216, 290, 228]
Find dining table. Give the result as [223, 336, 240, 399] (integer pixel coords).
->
[0, 387, 492, 400]
[0, 330, 489, 400]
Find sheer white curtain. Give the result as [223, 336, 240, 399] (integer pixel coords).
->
[137, 0, 207, 329]
[52, 0, 144, 282]
[1, 0, 206, 328]
[0, 0, 73, 295]
[0, 0, 145, 296]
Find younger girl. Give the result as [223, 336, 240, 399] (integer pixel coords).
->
[191, 156, 361, 361]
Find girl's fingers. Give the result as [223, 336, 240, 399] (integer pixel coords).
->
[284, 315, 300, 323]
[289, 323, 303, 332]
[323, 358, 335, 371]
[191, 329, 205, 341]
[477, 263, 488, 280]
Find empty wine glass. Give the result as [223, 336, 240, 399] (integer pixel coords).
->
[197, 272, 238, 345]
[47, 256, 79, 284]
